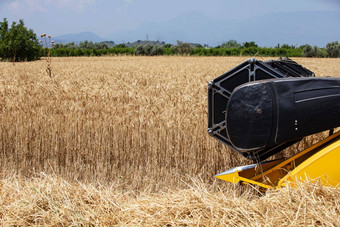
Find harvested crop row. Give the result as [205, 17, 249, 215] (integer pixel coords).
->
[0, 174, 339, 226]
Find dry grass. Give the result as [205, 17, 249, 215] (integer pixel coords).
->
[0, 56, 339, 225]
[1, 174, 339, 226]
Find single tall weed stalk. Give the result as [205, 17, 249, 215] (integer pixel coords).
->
[40, 34, 54, 78]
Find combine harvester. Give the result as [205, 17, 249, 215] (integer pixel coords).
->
[208, 58, 340, 189]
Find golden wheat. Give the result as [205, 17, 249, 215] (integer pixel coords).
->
[0, 56, 339, 190]
[0, 56, 339, 225]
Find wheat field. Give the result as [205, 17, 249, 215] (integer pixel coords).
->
[0, 56, 339, 225]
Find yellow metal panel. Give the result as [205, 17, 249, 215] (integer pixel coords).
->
[278, 138, 340, 187]
[215, 131, 340, 189]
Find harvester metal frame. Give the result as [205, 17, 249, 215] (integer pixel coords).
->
[209, 58, 340, 189]
[208, 58, 314, 161]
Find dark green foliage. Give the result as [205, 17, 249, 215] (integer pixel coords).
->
[150, 45, 163, 56]
[53, 41, 108, 50]
[78, 40, 108, 50]
[280, 44, 297, 49]
[302, 45, 326, 57]
[143, 44, 153, 55]
[303, 45, 314, 57]
[326, 41, 340, 58]
[115, 43, 127, 48]
[162, 47, 174, 55]
[48, 38, 338, 58]
[52, 47, 133, 57]
[102, 41, 115, 48]
[134, 45, 145, 55]
[171, 41, 194, 55]
[242, 41, 258, 48]
[220, 40, 241, 49]
[0, 18, 41, 61]
[313, 46, 326, 58]
[241, 47, 259, 56]
[134, 44, 163, 56]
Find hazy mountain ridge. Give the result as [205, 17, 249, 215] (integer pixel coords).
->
[54, 31, 105, 44]
[54, 11, 340, 47]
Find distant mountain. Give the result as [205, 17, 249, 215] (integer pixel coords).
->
[108, 11, 340, 47]
[54, 31, 104, 43]
[52, 11, 340, 47]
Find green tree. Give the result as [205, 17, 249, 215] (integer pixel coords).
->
[95, 42, 108, 50]
[150, 45, 163, 56]
[313, 46, 326, 58]
[302, 44, 315, 57]
[326, 41, 340, 58]
[134, 45, 145, 55]
[242, 41, 258, 48]
[134, 44, 163, 56]
[79, 40, 94, 49]
[0, 18, 41, 61]
[172, 41, 193, 55]
[143, 43, 153, 55]
[281, 44, 296, 49]
[220, 40, 241, 48]
[116, 43, 127, 48]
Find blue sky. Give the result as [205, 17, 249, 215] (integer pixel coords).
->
[0, 0, 339, 38]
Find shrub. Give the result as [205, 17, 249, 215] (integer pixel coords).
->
[134, 45, 145, 55]
[326, 41, 340, 58]
[241, 47, 258, 56]
[172, 41, 194, 55]
[303, 45, 327, 58]
[313, 46, 326, 58]
[150, 45, 163, 56]
[143, 44, 153, 55]
[302, 45, 315, 57]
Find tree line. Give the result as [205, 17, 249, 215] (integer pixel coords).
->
[1, 18, 340, 62]
[47, 40, 340, 58]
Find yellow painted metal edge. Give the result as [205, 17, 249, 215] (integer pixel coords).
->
[215, 166, 274, 189]
[278, 138, 340, 187]
[251, 131, 340, 182]
[239, 177, 273, 189]
[215, 171, 241, 184]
